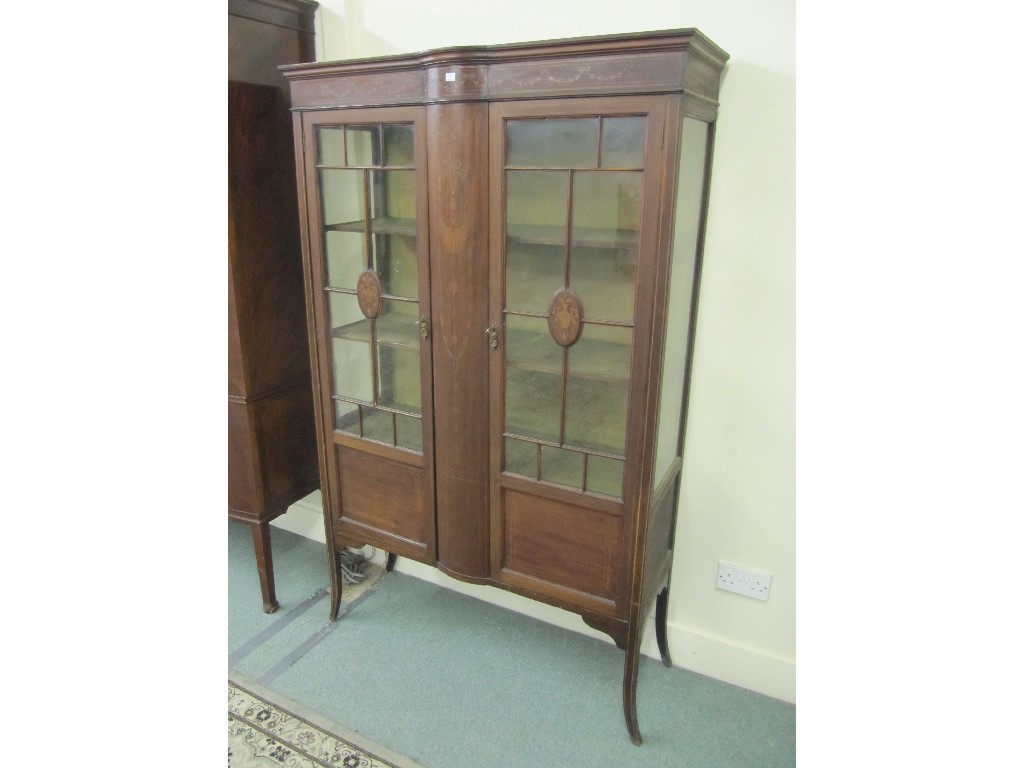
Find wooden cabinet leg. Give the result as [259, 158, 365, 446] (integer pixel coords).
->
[251, 522, 279, 614]
[328, 549, 343, 621]
[385, 552, 397, 572]
[623, 635, 643, 746]
[655, 586, 672, 667]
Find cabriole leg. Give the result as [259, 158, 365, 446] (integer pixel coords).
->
[623, 635, 643, 745]
[328, 549, 343, 621]
[655, 586, 672, 667]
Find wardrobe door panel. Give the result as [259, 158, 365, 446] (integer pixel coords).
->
[303, 108, 437, 563]
[489, 97, 669, 612]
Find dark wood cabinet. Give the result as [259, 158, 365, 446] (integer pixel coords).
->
[228, 0, 320, 613]
[281, 29, 728, 743]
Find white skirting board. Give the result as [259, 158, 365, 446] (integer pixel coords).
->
[271, 492, 795, 704]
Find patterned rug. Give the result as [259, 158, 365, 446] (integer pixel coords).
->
[229, 674, 423, 768]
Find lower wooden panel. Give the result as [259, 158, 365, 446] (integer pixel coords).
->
[498, 487, 622, 615]
[336, 445, 430, 551]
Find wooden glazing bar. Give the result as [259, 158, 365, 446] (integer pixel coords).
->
[501, 432, 626, 462]
[558, 346, 569, 446]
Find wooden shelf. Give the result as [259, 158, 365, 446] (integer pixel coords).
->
[504, 367, 628, 458]
[505, 326, 631, 381]
[506, 222, 637, 249]
[331, 311, 421, 349]
[324, 217, 417, 237]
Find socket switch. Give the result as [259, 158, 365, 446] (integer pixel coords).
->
[716, 562, 771, 601]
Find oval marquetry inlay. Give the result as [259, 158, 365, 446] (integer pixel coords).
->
[356, 270, 383, 319]
[547, 288, 584, 347]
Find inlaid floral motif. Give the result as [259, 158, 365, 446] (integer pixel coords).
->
[356, 270, 383, 320]
[547, 288, 584, 347]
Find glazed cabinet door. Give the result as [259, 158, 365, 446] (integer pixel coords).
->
[302, 108, 437, 563]
[487, 97, 669, 616]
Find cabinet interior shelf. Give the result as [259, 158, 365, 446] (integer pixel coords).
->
[331, 312, 420, 349]
[504, 384, 627, 458]
[507, 222, 637, 249]
[506, 326, 632, 381]
[325, 217, 417, 237]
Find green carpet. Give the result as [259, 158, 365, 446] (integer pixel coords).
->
[228, 522, 795, 767]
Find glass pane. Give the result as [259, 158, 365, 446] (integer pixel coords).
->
[370, 169, 417, 226]
[504, 312, 562, 373]
[334, 399, 360, 435]
[564, 324, 632, 455]
[318, 126, 346, 166]
[573, 323, 633, 378]
[570, 244, 636, 324]
[541, 445, 584, 490]
[362, 406, 394, 444]
[601, 117, 646, 169]
[654, 118, 710, 486]
[506, 118, 598, 168]
[505, 314, 561, 443]
[328, 292, 373, 404]
[572, 171, 642, 247]
[346, 125, 380, 167]
[325, 230, 365, 290]
[506, 241, 562, 315]
[320, 169, 364, 230]
[372, 234, 418, 298]
[504, 437, 537, 478]
[377, 346, 421, 413]
[587, 455, 624, 498]
[395, 413, 423, 453]
[383, 124, 415, 167]
[506, 170, 568, 238]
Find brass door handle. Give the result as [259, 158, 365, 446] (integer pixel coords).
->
[417, 316, 430, 339]
[485, 325, 499, 349]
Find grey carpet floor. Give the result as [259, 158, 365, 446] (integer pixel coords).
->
[228, 522, 795, 767]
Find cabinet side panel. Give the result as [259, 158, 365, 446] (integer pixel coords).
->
[228, 401, 261, 515]
[228, 80, 312, 396]
[253, 383, 320, 509]
[228, 9, 315, 89]
[227, 240, 247, 398]
[428, 103, 491, 578]
[641, 471, 678, 606]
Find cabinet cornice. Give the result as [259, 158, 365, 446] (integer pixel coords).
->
[282, 28, 728, 110]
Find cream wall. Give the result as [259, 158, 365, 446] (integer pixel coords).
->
[275, 0, 796, 703]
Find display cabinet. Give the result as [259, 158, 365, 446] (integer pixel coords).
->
[228, 0, 320, 613]
[282, 28, 728, 743]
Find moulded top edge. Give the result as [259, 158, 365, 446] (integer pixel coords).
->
[230, 0, 319, 19]
[279, 27, 729, 79]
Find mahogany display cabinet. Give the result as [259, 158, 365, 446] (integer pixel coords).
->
[281, 28, 728, 743]
[228, 0, 320, 613]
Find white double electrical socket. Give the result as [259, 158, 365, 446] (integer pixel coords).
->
[716, 562, 772, 601]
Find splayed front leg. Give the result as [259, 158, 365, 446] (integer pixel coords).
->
[655, 586, 672, 667]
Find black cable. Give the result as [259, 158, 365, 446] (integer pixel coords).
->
[338, 548, 370, 584]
